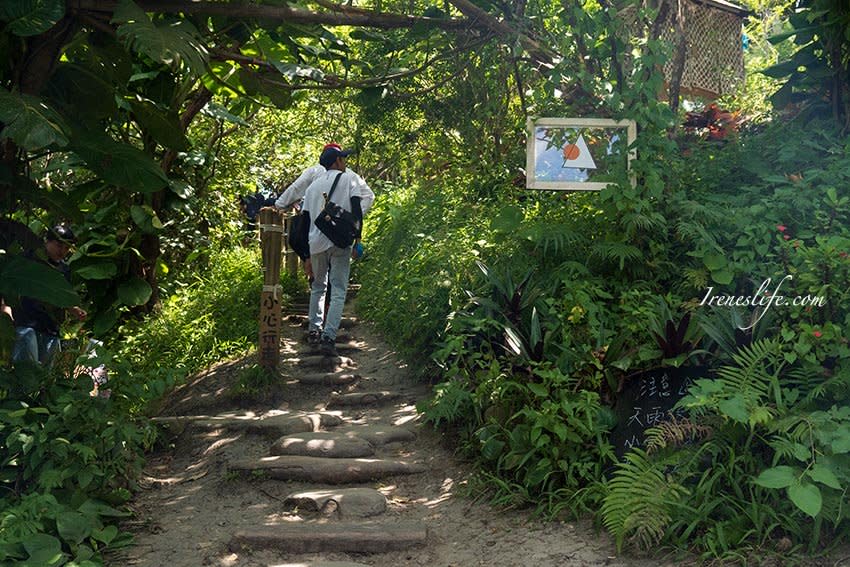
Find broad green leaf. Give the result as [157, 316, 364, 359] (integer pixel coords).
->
[0, 256, 79, 307]
[710, 269, 733, 285]
[717, 395, 748, 423]
[46, 63, 117, 120]
[169, 180, 194, 199]
[0, 0, 64, 36]
[75, 262, 118, 280]
[767, 26, 816, 45]
[0, 89, 69, 150]
[91, 525, 118, 544]
[129, 99, 190, 151]
[78, 499, 131, 518]
[272, 61, 325, 81]
[788, 481, 822, 517]
[831, 429, 850, 453]
[491, 205, 523, 232]
[117, 277, 152, 306]
[702, 252, 726, 271]
[754, 465, 797, 489]
[200, 102, 249, 126]
[257, 79, 293, 109]
[57, 512, 91, 544]
[22, 534, 64, 566]
[527, 382, 548, 397]
[71, 129, 168, 193]
[130, 204, 164, 232]
[92, 307, 120, 335]
[808, 463, 842, 490]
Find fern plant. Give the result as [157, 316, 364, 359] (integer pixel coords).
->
[679, 339, 785, 427]
[600, 448, 689, 552]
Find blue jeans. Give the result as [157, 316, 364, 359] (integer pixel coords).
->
[13, 327, 61, 365]
[309, 245, 351, 341]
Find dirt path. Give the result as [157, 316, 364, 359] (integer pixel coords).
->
[116, 300, 668, 567]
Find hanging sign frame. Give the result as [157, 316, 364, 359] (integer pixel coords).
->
[526, 117, 637, 191]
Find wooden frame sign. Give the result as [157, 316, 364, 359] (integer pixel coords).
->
[526, 117, 637, 191]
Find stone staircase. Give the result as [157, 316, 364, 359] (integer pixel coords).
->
[143, 310, 433, 566]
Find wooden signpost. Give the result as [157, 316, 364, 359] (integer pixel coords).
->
[258, 208, 284, 369]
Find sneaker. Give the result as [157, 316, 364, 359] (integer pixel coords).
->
[307, 329, 321, 346]
[319, 335, 338, 357]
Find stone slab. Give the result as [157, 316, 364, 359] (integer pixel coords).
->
[285, 487, 387, 518]
[336, 425, 416, 447]
[152, 412, 342, 435]
[297, 372, 360, 386]
[229, 455, 426, 483]
[270, 432, 375, 458]
[288, 355, 355, 371]
[231, 521, 427, 553]
[327, 391, 400, 409]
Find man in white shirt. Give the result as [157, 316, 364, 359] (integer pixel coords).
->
[275, 143, 374, 213]
[300, 145, 370, 356]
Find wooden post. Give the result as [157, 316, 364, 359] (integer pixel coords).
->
[258, 208, 283, 370]
[283, 213, 300, 276]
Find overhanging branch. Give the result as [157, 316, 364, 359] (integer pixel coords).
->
[70, 0, 474, 31]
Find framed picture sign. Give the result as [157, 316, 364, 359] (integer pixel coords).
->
[526, 117, 637, 191]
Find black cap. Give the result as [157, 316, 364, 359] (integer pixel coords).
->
[46, 224, 76, 244]
[319, 144, 353, 168]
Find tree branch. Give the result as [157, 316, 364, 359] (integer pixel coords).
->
[71, 0, 474, 31]
[446, 0, 556, 66]
[209, 33, 494, 90]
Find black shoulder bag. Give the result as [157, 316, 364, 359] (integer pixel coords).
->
[287, 207, 311, 260]
[314, 172, 360, 248]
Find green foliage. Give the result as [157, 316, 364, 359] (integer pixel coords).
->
[601, 449, 689, 552]
[0, 355, 152, 566]
[117, 246, 295, 377]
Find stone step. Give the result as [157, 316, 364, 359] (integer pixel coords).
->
[229, 456, 426, 483]
[152, 412, 342, 436]
[297, 372, 360, 386]
[294, 317, 358, 330]
[285, 488, 387, 518]
[298, 331, 355, 344]
[326, 391, 400, 409]
[270, 432, 375, 458]
[301, 342, 363, 356]
[333, 425, 417, 447]
[231, 521, 427, 554]
[286, 355, 356, 371]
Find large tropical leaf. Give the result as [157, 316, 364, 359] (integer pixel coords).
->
[0, 256, 79, 308]
[112, 0, 208, 78]
[129, 98, 190, 151]
[0, 0, 64, 36]
[70, 128, 169, 193]
[45, 63, 118, 120]
[0, 89, 69, 150]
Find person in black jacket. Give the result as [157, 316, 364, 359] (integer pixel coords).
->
[2, 224, 86, 365]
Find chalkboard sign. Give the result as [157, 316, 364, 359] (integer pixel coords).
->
[609, 366, 709, 459]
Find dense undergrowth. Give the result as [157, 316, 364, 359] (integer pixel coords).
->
[0, 246, 299, 565]
[358, 117, 850, 561]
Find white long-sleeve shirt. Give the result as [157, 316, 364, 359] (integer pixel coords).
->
[275, 164, 374, 214]
[302, 169, 367, 255]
